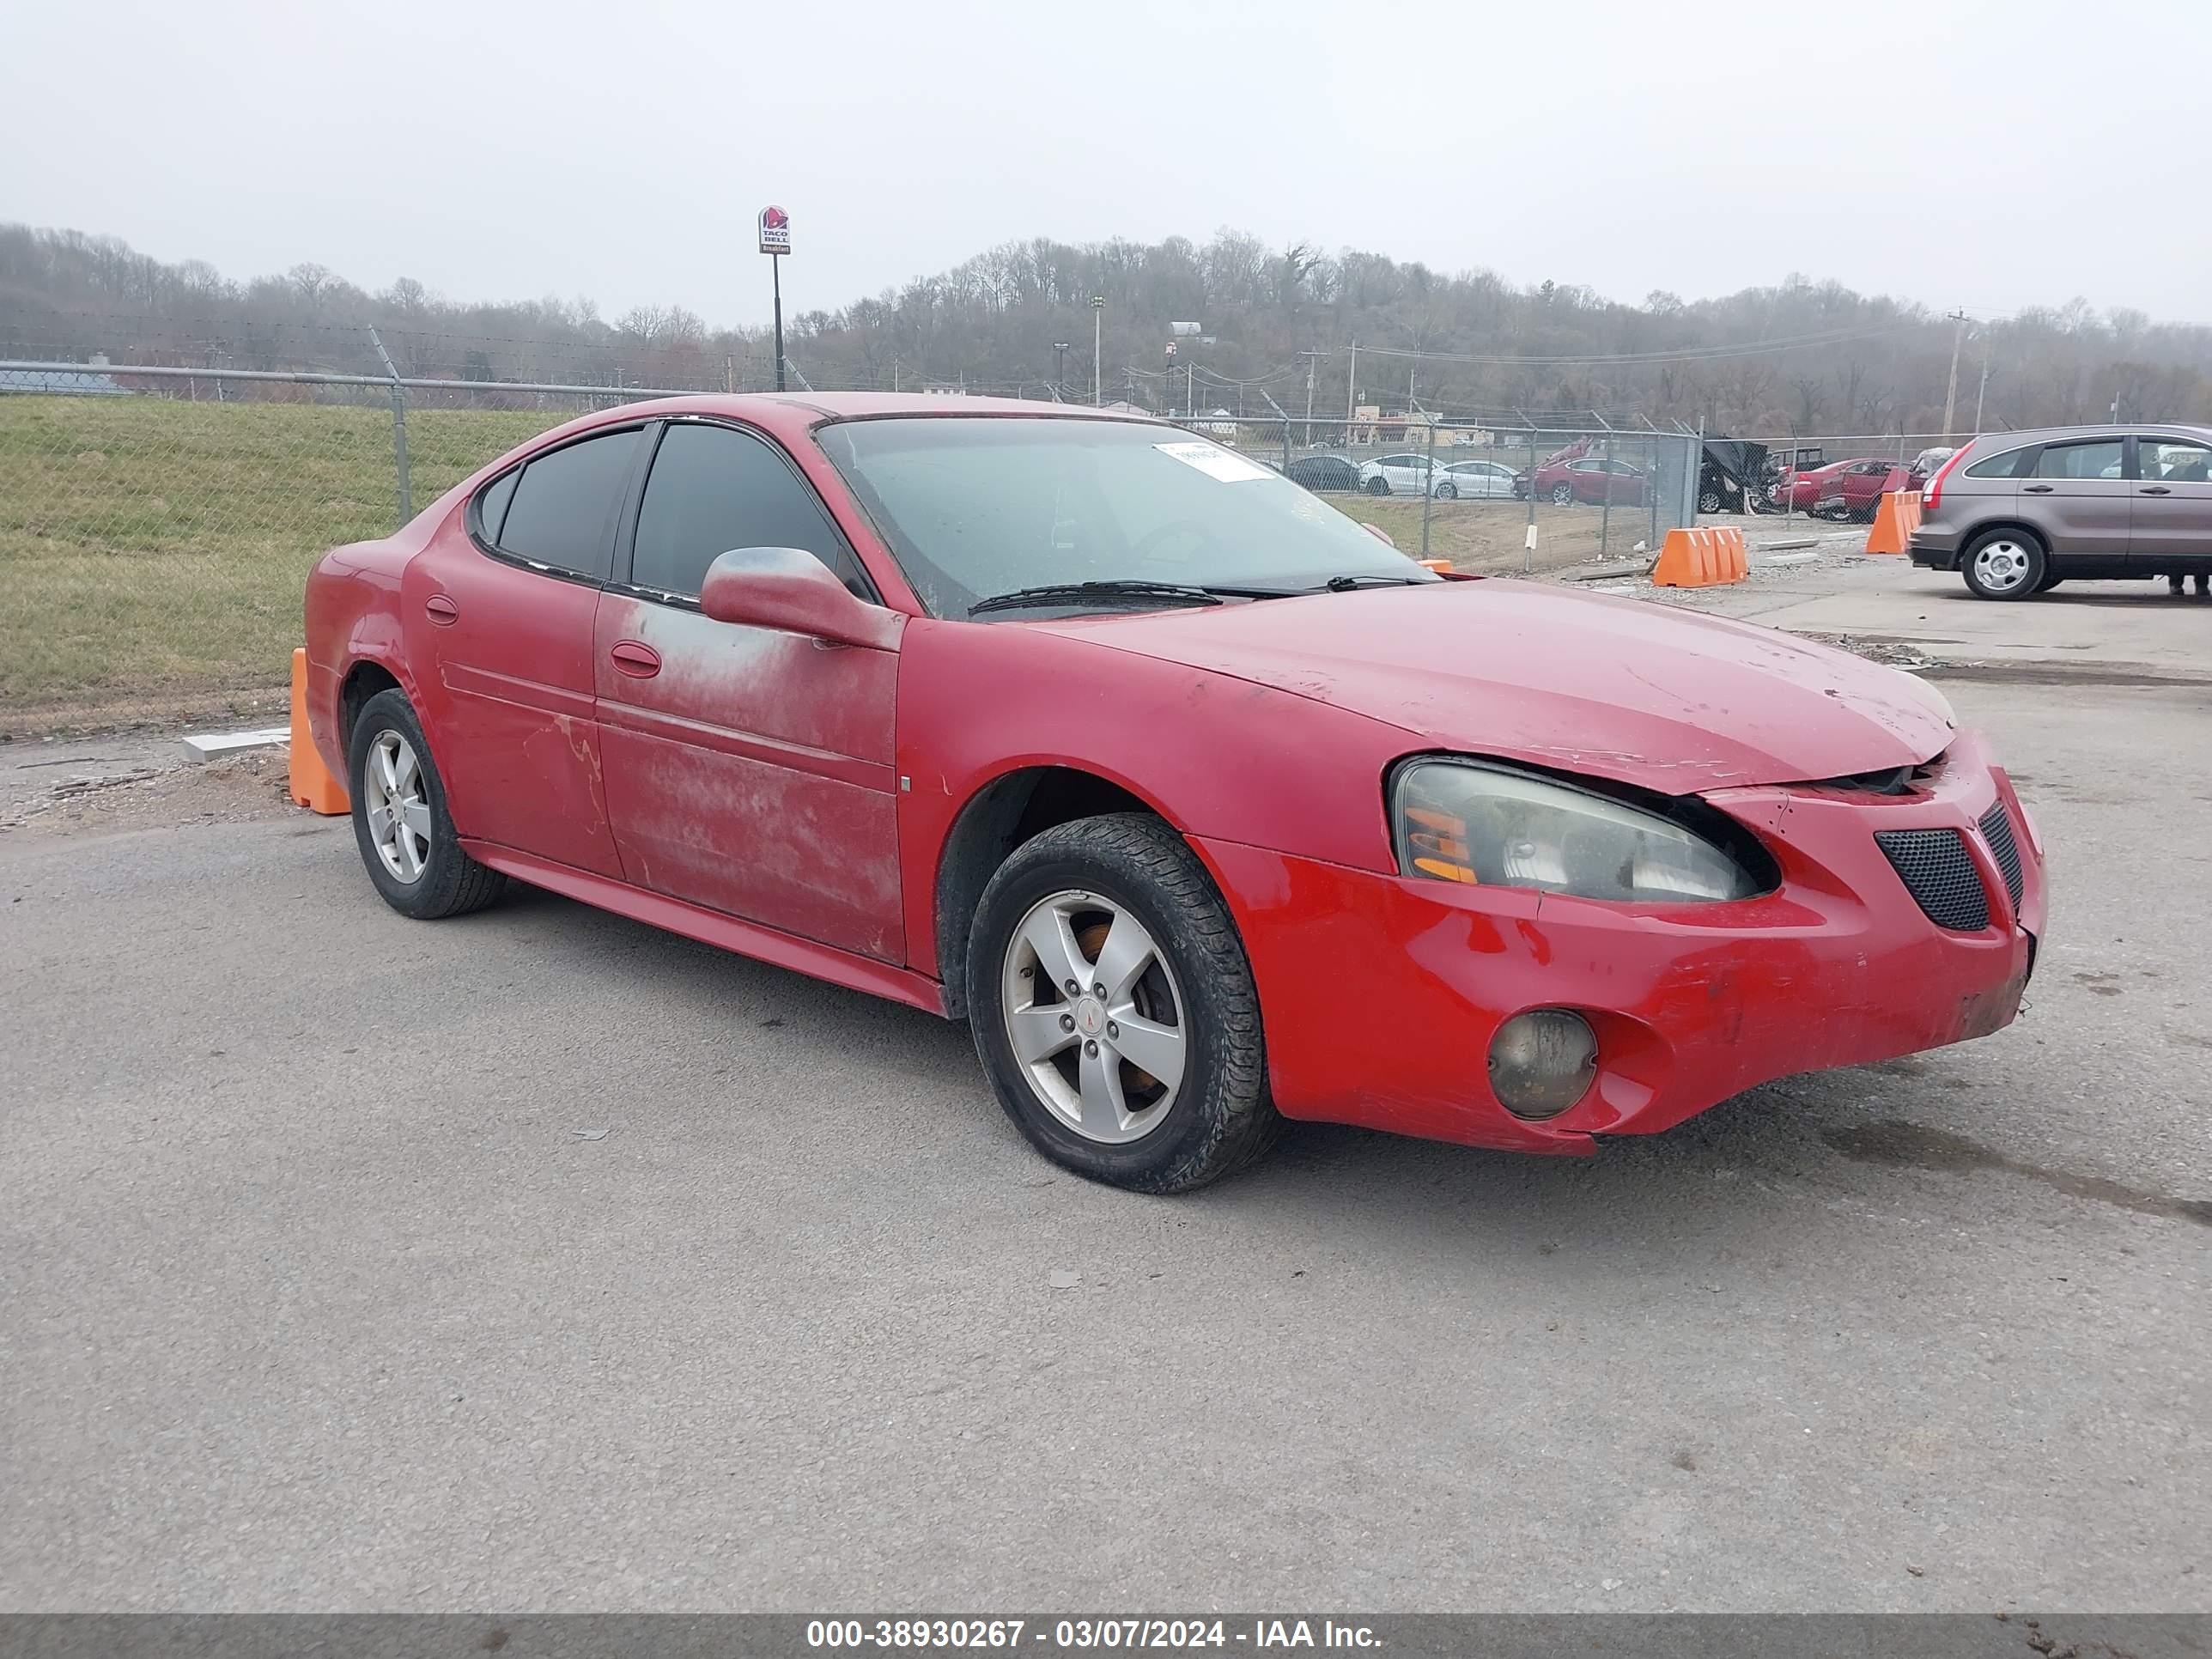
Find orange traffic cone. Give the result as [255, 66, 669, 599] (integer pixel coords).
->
[288, 647, 350, 816]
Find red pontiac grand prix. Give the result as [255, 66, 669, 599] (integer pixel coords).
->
[305, 395, 2045, 1192]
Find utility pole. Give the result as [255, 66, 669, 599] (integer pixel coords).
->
[1973, 352, 1990, 434]
[1052, 341, 1070, 397]
[1091, 296, 1103, 407]
[1346, 341, 1358, 434]
[1301, 350, 1318, 423]
[1941, 308, 1967, 439]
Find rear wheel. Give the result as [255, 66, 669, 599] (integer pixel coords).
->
[966, 814, 1279, 1193]
[348, 689, 507, 920]
[1960, 529, 2047, 601]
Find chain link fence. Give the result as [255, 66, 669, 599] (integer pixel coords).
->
[1168, 416, 1702, 572]
[2, 362, 1709, 725]
[0, 361, 691, 721]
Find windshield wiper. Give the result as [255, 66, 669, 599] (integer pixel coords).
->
[1322, 573, 1431, 592]
[969, 580, 1251, 617]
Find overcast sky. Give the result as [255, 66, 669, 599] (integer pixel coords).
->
[4, 0, 2203, 328]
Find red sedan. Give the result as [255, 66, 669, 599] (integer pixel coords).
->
[305, 395, 2045, 1192]
[1776, 457, 1909, 517]
[1519, 457, 1649, 506]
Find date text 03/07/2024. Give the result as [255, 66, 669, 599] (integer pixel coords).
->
[803, 1618, 1382, 1650]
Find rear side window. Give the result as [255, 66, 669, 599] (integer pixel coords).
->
[474, 468, 519, 543]
[629, 421, 871, 600]
[2032, 440, 2125, 480]
[1964, 448, 2028, 479]
[493, 428, 643, 580]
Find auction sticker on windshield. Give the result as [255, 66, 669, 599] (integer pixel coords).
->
[1155, 441, 1272, 483]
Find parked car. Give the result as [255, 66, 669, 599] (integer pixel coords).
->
[1811, 460, 1912, 523]
[306, 394, 2044, 1193]
[1516, 457, 1650, 506]
[1698, 439, 1769, 514]
[1283, 453, 1361, 493]
[1435, 459, 1518, 500]
[1911, 423, 2212, 599]
[1357, 452, 1448, 495]
[1771, 457, 1897, 515]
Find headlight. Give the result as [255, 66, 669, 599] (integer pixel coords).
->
[1393, 758, 1766, 903]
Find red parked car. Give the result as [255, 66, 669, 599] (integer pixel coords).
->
[305, 396, 2045, 1192]
[1775, 457, 1909, 519]
[1516, 457, 1650, 507]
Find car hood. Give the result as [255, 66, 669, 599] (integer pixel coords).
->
[1038, 580, 1954, 793]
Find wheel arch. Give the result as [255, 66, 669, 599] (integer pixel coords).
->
[933, 763, 1180, 1018]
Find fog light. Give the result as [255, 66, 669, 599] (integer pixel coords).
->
[1488, 1010, 1598, 1120]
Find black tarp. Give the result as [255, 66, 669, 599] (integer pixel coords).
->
[1700, 439, 1769, 487]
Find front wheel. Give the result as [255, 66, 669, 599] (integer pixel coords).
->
[1960, 529, 2047, 601]
[348, 688, 507, 919]
[1698, 488, 1723, 514]
[1364, 476, 1390, 495]
[966, 814, 1280, 1193]
[1436, 481, 1457, 500]
[1550, 483, 1575, 506]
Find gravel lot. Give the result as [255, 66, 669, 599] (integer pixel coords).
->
[2, 556, 2206, 1613]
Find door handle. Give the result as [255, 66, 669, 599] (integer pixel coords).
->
[609, 641, 661, 678]
[424, 594, 459, 624]
[2023, 484, 2054, 494]
[2140, 485, 2172, 495]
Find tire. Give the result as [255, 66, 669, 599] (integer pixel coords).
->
[347, 688, 507, 920]
[1960, 528, 2048, 601]
[966, 813, 1280, 1194]
[1436, 482, 1457, 500]
[1549, 483, 1574, 506]
[1698, 489, 1723, 514]
[1364, 476, 1390, 495]
[2034, 572, 2064, 593]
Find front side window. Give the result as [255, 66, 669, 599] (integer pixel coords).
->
[493, 427, 643, 580]
[2033, 440, 2125, 480]
[2140, 438, 2212, 483]
[630, 421, 870, 600]
[817, 416, 1431, 619]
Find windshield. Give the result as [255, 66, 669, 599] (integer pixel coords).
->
[815, 416, 1433, 618]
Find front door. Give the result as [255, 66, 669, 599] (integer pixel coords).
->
[407, 423, 645, 878]
[592, 417, 906, 962]
[2130, 434, 2212, 572]
[2019, 435, 2131, 563]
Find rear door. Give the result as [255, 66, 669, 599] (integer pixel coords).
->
[592, 416, 906, 961]
[2018, 436, 2131, 563]
[407, 423, 643, 877]
[2130, 434, 2212, 571]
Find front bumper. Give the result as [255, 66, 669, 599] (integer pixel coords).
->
[1194, 730, 2045, 1155]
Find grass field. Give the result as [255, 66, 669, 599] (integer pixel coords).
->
[0, 398, 1663, 735]
[0, 397, 563, 732]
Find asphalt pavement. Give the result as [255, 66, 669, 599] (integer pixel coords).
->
[3, 557, 2207, 1612]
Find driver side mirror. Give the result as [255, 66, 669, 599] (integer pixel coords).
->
[698, 547, 901, 649]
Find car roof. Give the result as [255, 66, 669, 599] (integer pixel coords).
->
[574, 391, 1167, 446]
[1966, 422, 2212, 449]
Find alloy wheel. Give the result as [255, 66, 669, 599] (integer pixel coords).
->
[362, 729, 432, 884]
[1972, 538, 2034, 595]
[1000, 889, 1187, 1144]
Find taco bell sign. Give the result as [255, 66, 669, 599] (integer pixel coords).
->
[757, 205, 791, 256]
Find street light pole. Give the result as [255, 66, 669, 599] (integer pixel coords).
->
[1090, 297, 1104, 407]
[1052, 342, 1070, 398]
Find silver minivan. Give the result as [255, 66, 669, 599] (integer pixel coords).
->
[1909, 422, 2212, 599]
